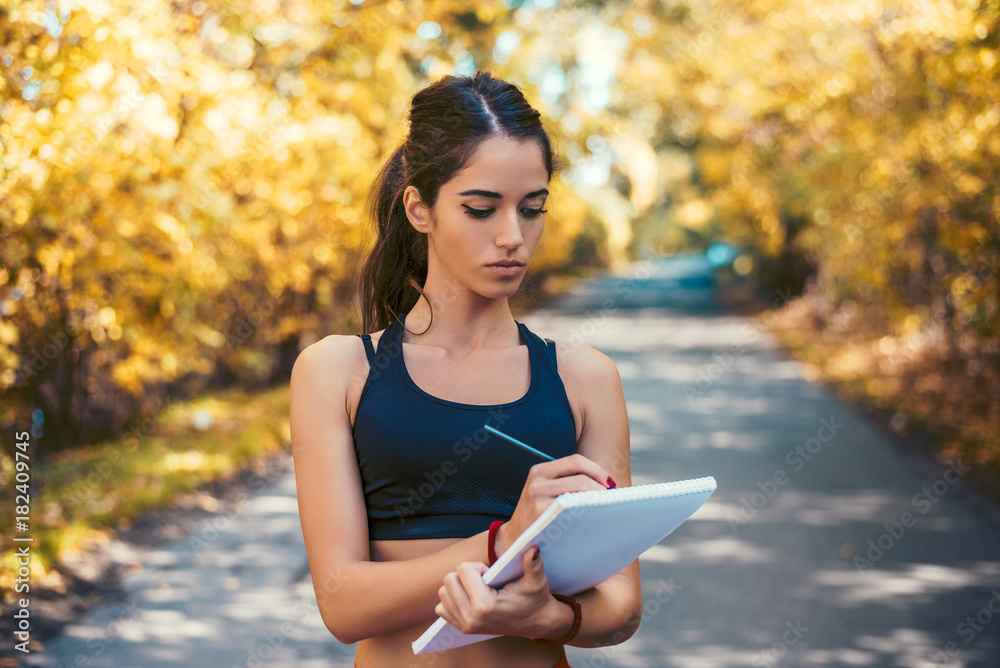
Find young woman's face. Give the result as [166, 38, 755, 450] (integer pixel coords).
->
[408, 135, 549, 300]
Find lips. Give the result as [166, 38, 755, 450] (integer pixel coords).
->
[486, 262, 526, 278]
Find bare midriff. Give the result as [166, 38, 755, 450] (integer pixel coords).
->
[351, 537, 566, 668]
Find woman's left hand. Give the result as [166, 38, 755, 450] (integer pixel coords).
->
[435, 545, 560, 638]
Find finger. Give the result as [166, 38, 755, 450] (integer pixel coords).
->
[517, 545, 549, 593]
[532, 453, 614, 489]
[442, 570, 474, 620]
[435, 599, 460, 628]
[518, 545, 540, 579]
[524, 544, 540, 568]
[438, 582, 458, 609]
[535, 472, 611, 497]
[456, 562, 493, 604]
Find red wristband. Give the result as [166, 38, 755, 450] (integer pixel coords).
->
[487, 520, 505, 566]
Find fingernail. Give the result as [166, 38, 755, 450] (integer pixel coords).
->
[532, 546, 540, 561]
[606, 476, 616, 489]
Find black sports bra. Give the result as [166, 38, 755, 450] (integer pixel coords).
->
[352, 313, 578, 539]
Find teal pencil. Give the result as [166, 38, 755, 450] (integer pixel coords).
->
[483, 424, 555, 461]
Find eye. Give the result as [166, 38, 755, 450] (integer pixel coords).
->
[463, 206, 492, 219]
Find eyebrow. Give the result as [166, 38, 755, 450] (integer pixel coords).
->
[457, 188, 549, 199]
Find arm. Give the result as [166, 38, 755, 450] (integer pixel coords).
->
[290, 336, 500, 645]
[524, 341, 643, 648]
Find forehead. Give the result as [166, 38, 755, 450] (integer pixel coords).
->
[443, 136, 548, 196]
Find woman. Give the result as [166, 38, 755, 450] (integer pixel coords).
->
[290, 69, 641, 668]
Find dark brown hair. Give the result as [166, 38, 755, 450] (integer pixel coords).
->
[356, 69, 561, 334]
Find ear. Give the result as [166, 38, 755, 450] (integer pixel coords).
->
[402, 185, 433, 233]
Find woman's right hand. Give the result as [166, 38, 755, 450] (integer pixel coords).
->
[494, 453, 616, 557]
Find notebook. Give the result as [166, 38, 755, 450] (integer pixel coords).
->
[411, 475, 717, 654]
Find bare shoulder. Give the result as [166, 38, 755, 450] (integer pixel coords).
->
[291, 332, 380, 398]
[292, 334, 359, 384]
[290, 330, 388, 420]
[548, 338, 622, 388]
[546, 338, 630, 480]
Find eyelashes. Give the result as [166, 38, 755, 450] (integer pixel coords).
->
[462, 205, 548, 220]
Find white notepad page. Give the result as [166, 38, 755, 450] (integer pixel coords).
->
[412, 476, 717, 655]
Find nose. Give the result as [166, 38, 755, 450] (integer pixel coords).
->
[495, 207, 524, 249]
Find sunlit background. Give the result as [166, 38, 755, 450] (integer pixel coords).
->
[1, 0, 998, 661]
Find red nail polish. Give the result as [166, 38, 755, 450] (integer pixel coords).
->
[532, 546, 540, 561]
[606, 476, 616, 489]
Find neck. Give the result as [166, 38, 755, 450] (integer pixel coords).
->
[401, 276, 520, 352]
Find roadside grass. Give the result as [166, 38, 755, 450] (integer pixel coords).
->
[0, 383, 291, 598]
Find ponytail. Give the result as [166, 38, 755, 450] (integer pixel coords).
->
[357, 144, 431, 334]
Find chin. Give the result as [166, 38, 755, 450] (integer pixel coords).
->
[479, 280, 523, 300]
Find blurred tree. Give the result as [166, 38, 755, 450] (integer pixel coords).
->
[1, 0, 997, 456]
[0, 0, 588, 451]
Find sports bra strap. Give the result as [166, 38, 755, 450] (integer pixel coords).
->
[544, 338, 557, 371]
[357, 334, 376, 366]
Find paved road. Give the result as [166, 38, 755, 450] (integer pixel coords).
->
[21, 266, 1000, 667]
